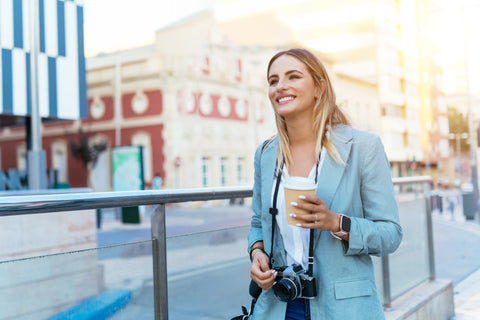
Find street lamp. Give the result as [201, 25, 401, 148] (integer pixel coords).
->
[461, 0, 480, 221]
[27, 0, 48, 189]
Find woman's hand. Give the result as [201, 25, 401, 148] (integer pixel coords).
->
[290, 194, 341, 232]
[250, 251, 275, 290]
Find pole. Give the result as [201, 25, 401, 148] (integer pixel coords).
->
[27, 0, 47, 190]
[151, 204, 169, 320]
[115, 57, 122, 146]
[462, 0, 480, 221]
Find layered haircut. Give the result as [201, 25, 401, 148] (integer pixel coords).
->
[267, 48, 350, 168]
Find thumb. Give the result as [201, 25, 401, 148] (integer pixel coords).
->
[258, 255, 270, 272]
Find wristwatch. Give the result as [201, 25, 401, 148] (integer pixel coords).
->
[332, 215, 351, 239]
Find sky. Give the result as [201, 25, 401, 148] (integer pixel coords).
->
[429, 0, 480, 94]
[83, 0, 213, 57]
[83, 0, 303, 57]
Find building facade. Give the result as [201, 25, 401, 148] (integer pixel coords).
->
[216, 0, 452, 178]
[0, 11, 275, 190]
[0, 9, 384, 192]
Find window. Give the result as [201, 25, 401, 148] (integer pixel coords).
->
[52, 141, 68, 182]
[16, 144, 27, 171]
[201, 157, 210, 187]
[220, 157, 227, 186]
[90, 97, 105, 119]
[237, 157, 244, 184]
[132, 91, 149, 114]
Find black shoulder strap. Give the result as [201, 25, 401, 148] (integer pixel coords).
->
[268, 169, 282, 269]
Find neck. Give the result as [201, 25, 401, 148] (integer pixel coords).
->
[286, 117, 316, 146]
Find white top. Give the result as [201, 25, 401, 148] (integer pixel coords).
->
[272, 147, 326, 269]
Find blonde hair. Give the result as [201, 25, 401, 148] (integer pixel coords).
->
[267, 48, 350, 167]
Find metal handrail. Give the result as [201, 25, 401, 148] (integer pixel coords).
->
[391, 175, 432, 185]
[0, 176, 434, 319]
[0, 177, 433, 215]
[0, 186, 253, 215]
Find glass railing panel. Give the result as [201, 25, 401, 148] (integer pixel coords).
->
[389, 194, 430, 299]
[373, 256, 384, 304]
[0, 241, 154, 320]
[166, 225, 252, 320]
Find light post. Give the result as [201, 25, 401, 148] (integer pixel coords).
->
[461, 0, 479, 221]
[27, 0, 47, 189]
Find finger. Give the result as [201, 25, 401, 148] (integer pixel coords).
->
[262, 278, 275, 290]
[251, 269, 275, 287]
[289, 209, 324, 221]
[287, 213, 315, 223]
[254, 253, 270, 272]
[298, 194, 324, 205]
[290, 200, 326, 214]
[295, 221, 319, 229]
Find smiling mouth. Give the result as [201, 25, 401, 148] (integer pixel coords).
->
[278, 96, 295, 104]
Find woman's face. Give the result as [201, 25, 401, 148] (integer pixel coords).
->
[268, 54, 319, 119]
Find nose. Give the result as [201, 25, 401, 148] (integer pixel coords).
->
[276, 78, 287, 91]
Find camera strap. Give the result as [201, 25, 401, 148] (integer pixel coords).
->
[269, 167, 315, 277]
[268, 168, 282, 269]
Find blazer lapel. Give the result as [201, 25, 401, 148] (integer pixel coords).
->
[316, 125, 353, 208]
[314, 125, 353, 246]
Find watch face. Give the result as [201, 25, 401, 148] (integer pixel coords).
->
[342, 216, 351, 232]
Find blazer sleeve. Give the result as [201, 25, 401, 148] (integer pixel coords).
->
[247, 144, 264, 254]
[345, 136, 403, 257]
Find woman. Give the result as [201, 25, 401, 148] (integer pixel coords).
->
[248, 48, 403, 319]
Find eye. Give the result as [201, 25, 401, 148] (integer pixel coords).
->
[269, 79, 278, 86]
[289, 74, 301, 80]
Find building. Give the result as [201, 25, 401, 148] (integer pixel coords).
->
[1, 10, 276, 191]
[215, 0, 451, 178]
[0, 8, 385, 193]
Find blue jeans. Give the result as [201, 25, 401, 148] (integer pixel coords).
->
[285, 298, 311, 320]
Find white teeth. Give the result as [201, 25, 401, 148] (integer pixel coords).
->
[279, 96, 294, 103]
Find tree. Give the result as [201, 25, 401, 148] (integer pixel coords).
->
[447, 106, 469, 152]
[70, 129, 108, 170]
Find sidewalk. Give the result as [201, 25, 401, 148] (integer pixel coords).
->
[453, 267, 480, 319]
[441, 216, 480, 320]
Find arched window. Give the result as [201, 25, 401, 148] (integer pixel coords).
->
[16, 144, 27, 171]
[51, 141, 68, 182]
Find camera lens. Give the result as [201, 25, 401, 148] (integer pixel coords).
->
[273, 278, 301, 302]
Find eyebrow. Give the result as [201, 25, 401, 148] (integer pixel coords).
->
[268, 69, 304, 80]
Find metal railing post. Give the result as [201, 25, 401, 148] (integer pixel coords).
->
[424, 182, 436, 280]
[382, 255, 392, 310]
[151, 204, 168, 320]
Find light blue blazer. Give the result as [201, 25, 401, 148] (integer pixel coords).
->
[248, 124, 403, 319]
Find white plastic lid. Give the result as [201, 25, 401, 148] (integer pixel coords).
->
[283, 176, 316, 190]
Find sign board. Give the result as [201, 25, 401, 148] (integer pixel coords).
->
[0, 0, 87, 119]
[111, 146, 144, 191]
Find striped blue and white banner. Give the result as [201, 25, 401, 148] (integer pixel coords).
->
[0, 0, 86, 120]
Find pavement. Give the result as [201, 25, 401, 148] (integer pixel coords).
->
[454, 267, 480, 320]
[441, 215, 480, 320]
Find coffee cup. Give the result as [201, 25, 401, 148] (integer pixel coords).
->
[284, 176, 317, 226]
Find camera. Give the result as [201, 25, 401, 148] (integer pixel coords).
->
[273, 264, 317, 302]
